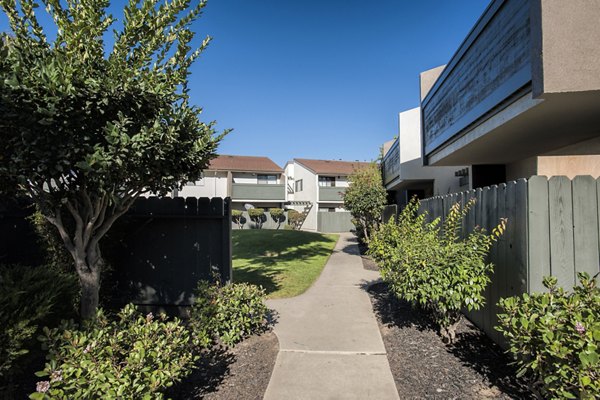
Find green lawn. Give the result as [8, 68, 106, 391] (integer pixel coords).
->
[232, 230, 339, 299]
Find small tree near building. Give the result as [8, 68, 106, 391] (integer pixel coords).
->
[269, 208, 285, 229]
[0, 0, 226, 319]
[342, 163, 387, 242]
[248, 208, 266, 229]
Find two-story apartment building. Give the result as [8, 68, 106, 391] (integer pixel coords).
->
[176, 155, 286, 211]
[285, 158, 370, 232]
[382, 106, 469, 208]
[421, 0, 600, 184]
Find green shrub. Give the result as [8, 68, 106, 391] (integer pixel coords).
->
[248, 208, 266, 229]
[496, 273, 600, 399]
[269, 208, 285, 229]
[287, 209, 306, 230]
[231, 209, 245, 229]
[30, 304, 196, 400]
[0, 264, 78, 384]
[369, 198, 505, 342]
[189, 280, 268, 347]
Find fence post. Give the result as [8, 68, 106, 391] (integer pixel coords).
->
[223, 197, 233, 283]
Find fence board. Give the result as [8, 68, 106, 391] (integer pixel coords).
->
[514, 179, 529, 296]
[548, 176, 576, 288]
[528, 176, 551, 293]
[572, 176, 600, 278]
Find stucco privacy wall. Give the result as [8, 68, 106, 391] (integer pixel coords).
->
[531, 0, 600, 96]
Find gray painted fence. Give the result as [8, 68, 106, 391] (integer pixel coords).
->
[0, 197, 232, 313]
[317, 211, 354, 233]
[231, 210, 288, 230]
[416, 176, 600, 344]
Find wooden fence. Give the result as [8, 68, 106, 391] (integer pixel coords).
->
[415, 175, 600, 344]
[0, 196, 232, 313]
[317, 211, 355, 233]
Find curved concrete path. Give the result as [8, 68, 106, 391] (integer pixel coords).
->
[264, 233, 399, 400]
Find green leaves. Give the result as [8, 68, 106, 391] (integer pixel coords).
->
[189, 280, 269, 347]
[369, 197, 505, 342]
[496, 273, 600, 399]
[342, 163, 387, 242]
[32, 304, 197, 399]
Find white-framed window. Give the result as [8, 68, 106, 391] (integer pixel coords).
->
[295, 179, 303, 192]
[258, 174, 277, 184]
[319, 176, 336, 187]
[319, 207, 335, 212]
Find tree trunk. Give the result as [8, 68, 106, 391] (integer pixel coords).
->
[79, 268, 101, 320]
[74, 243, 104, 320]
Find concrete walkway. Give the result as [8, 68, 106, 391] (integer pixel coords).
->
[264, 233, 399, 400]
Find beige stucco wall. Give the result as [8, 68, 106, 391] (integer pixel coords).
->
[419, 65, 446, 101]
[537, 155, 600, 179]
[532, 0, 600, 95]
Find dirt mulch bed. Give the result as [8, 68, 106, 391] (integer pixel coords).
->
[368, 282, 532, 400]
[170, 331, 279, 400]
[358, 242, 379, 271]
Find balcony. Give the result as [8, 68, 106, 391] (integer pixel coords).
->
[231, 184, 285, 201]
[422, 0, 532, 164]
[382, 139, 400, 186]
[319, 186, 345, 202]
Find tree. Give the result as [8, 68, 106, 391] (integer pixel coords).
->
[248, 208, 265, 229]
[0, 0, 226, 319]
[269, 208, 285, 229]
[342, 163, 387, 242]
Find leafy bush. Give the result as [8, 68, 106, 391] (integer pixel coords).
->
[248, 208, 266, 229]
[287, 209, 306, 230]
[231, 209, 245, 229]
[496, 273, 600, 399]
[269, 208, 285, 229]
[342, 162, 387, 243]
[189, 280, 268, 347]
[0, 264, 78, 384]
[30, 304, 196, 400]
[369, 198, 505, 342]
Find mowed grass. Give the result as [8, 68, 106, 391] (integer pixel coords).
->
[232, 230, 339, 299]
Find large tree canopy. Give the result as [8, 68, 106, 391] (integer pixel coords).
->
[0, 0, 226, 318]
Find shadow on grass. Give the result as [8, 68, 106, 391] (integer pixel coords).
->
[232, 230, 338, 296]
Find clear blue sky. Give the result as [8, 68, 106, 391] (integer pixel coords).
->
[1, 0, 489, 167]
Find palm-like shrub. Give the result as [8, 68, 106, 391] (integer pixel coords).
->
[248, 208, 266, 229]
[269, 208, 285, 229]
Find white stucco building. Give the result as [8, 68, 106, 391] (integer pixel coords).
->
[382, 106, 468, 207]
[176, 155, 286, 211]
[285, 158, 370, 232]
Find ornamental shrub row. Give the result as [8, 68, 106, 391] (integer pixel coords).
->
[368, 197, 505, 342]
[23, 279, 268, 399]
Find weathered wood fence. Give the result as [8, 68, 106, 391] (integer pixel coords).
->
[0, 197, 232, 313]
[317, 211, 355, 233]
[413, 175, 600, 344]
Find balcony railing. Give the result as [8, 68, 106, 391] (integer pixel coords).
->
[319, 186, 345, 202]
[231, 183, 285, 201]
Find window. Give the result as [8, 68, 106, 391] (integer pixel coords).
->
[319, 176, 336, 187]
[319, 207, 335, 212]
[258, 174, 277, 184]
[295, 179, 303, 192]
